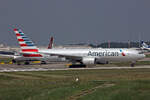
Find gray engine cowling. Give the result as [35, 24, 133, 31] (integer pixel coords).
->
[82, 57, 96, 65]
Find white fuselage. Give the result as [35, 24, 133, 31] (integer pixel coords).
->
[39, 48, 145, 63]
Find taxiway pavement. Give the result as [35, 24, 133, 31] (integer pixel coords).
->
[0, 63, 150, 72]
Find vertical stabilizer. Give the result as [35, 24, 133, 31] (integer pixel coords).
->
[48, 37, 54, 49]
[14, 28, 42, 57]
[141, 41, 149, 49]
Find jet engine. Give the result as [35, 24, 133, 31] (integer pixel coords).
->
[82, 57, 96, 65]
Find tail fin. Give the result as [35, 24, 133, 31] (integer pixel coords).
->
[141, 41, 149, 48]
[14, 28, 39, 53]
[48, 36, 54, 49]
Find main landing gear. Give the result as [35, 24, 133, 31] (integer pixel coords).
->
[41, 61, 47, 64]
[12, 59, 16, 63]
[12, 59, 21, 65]
[69, 64, 86, 68]
[24, 61, 30, 65]
[131, 61, 136, 67]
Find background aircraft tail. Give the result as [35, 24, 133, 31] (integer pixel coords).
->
[141, 41, 150, 49]
[48, 36, 54, 49]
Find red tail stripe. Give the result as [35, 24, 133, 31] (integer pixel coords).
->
[23, 54, 42, 57]
[22, 49, 38, 52]
[18, 39, 24, 42]
[16, 33, 21, 36]
[14, 29, 18, 31]
[20, 44, 27, 46]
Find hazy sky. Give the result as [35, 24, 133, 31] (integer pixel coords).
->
[0, 0, 150, 46]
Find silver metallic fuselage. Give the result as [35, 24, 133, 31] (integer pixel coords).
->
[39, 48, 145, 63]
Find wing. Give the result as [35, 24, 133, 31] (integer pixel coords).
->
[39, 52, 82, 61]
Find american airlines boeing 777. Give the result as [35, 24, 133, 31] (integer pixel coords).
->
[13, 28, 145, 67]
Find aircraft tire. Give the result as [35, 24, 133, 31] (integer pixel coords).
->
[131, 63, 135, 67]
[12, 59, 16, 63]
[24, 61, 30, 65]
[106, 61, 109, 64]
[41, 61, 47, 64]
[69, 64, 86, 68]
[17, 62, 21, 65]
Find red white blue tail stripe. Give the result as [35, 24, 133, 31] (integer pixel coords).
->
[14, 29, 36, 48]
[14, 28, 42, 57]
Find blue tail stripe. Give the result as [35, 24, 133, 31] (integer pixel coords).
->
[26, 44, 34, 46]
[26, 42, 34, 45]
[22, 36, 28, 39]
[25, 41, 33, 44]
[23, 39, 30, 41]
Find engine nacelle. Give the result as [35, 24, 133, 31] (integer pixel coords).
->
[82, 57, 96, 65]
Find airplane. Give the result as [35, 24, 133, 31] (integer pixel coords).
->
[13, 28, 145, 67]
[39, 47, 145, 67]
[11, 28, 66, 65]
[141, 41, 150, 51]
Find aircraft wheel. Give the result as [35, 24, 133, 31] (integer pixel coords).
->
[17, 62, 21, 65]
[131, 61, 135, 67]
[41, 61, 47, 64]
[24, 61, 30, 65]
[106, 61, 109, 64]
[69, 64, 86, 68]
[12, 59, 16, 63]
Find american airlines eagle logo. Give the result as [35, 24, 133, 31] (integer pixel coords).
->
[120, 50, 126, 56]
